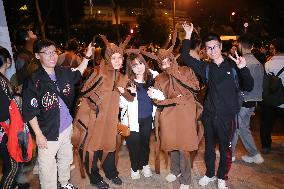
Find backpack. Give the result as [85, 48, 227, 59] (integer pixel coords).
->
[0, 99, 33, 162]
[205, 64, 244, 109]
[262, 66, 284, 107]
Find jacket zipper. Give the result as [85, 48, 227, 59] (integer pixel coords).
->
[112, 70, 117, 91]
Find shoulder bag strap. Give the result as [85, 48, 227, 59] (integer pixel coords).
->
[276, 66, 284, 77]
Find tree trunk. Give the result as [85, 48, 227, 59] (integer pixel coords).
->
[64, 0, 70, 41]
[112, 0, 120, 42]
[35, 0, 45, 39]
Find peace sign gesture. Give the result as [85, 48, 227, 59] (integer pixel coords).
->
[229, 51, 247, 69]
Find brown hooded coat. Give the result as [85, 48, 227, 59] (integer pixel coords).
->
[72, 35, 132, 173]
[154, 64, 202, 152]
[72, 60, 131, 170]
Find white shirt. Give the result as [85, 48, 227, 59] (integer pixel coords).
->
[265, 55, 284, 108]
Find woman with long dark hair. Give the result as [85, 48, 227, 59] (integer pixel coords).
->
[120, 51, 158, 180]
[0, 47, 20, 189]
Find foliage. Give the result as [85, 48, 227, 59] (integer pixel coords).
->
[137, 9, 171, 47]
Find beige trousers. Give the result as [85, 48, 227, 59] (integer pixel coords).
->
[38, 126, 73, 189]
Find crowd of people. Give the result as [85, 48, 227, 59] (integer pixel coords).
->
[0, 22, 284, 189]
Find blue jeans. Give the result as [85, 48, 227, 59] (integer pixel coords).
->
[232, 107, 259, 157]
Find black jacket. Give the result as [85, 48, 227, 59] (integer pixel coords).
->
[181, 39, 254, 120]
[22, 66, 81, 140]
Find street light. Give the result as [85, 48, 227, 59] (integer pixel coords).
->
[173, 0, 176, 27]
[230, 11, 236, 22]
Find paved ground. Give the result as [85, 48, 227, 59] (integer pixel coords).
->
[1, 110, 284, 189]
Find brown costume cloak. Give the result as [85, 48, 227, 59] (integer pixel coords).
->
[154, 64, 201, 152]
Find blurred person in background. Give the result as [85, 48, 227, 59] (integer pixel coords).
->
[57, 38, 82, 68]
[14, 28, 38, 86]
[231, 34, 264, 164]
[261, 38, 284, 154]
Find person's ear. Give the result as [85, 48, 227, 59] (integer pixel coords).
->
[35, 53, 40, 60]
[220, 43, 223, 51]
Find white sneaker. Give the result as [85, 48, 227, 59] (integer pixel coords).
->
[131, 169, 140, 180]
[242, 154, 264, 164]
[252, 154, 264, 164]
[198, 175, 216, 186]
[218, 179, 228, 189]
[61, 183, 78, 189]
[33, 164, 39, 175]
[232, 156, 236, 162]
[165, 173, 180, 182]
[142, 165, 152, 177]
[179, 184, 190, 189]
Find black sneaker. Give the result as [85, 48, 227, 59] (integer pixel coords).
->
[17, 183, 30, 189]
[93, 180, 109, 189]
[262, 148, 271, 154]
[110, 176, 122, 185]
[60, 183, 78, 189]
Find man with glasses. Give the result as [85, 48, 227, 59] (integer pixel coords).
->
[181, 23, 253, 189]
[22, 39, 94, 189]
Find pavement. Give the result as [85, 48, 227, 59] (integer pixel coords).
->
[1, 110, 284, 189]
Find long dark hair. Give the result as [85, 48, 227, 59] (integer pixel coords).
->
[0, 47, 12, 68]
[126, 53, 151, 84]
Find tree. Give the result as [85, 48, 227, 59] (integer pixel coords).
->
[35, 0, 45, 38]
[137, 2, 170, 46]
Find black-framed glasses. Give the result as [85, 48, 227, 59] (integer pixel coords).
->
[205, 45, 220, 52]
[39, 50, 59, 56]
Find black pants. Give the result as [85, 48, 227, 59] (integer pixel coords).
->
[85, 150, 119, 184]
[202, 114, 235, 180]
[0, 135, 20, 189]
[126, 116, 152, 172]
[260, 105, 284, 149]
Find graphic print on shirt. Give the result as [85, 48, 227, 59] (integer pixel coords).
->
[30, 98, 38, 107]
[42, 92, 59, 111]
[62, 83, 71, 96]
[0, 78, 8, 95]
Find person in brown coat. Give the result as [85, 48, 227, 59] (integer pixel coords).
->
[144, 32, 203, 189]
[72, 35, 133, 189]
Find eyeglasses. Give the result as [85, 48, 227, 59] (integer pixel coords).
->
[39, 50, 59, 56]
[205, 45, 220, 52]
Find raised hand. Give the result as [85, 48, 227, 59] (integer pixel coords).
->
[182, 22, 194, 40]
[85, 42, 96, 58]
[229, 51, 247, 69]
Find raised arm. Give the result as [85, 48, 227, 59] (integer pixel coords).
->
[181, 23, 207, 81]
[73, 43, 95, 75]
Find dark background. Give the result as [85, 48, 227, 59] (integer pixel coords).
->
[3, 0, 284, 45]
